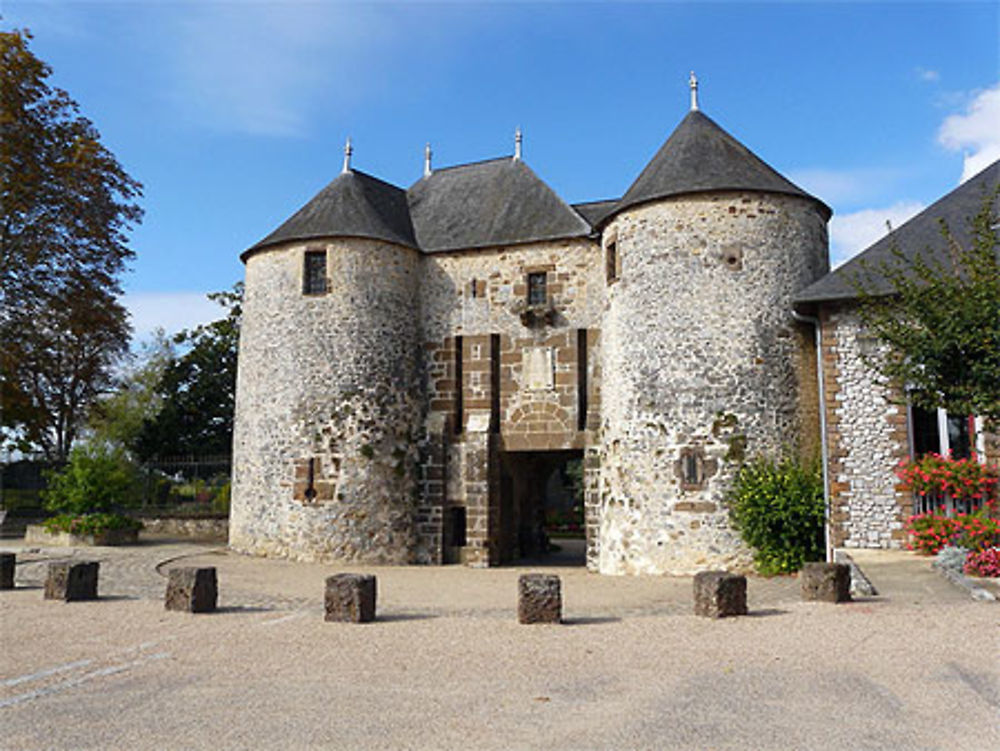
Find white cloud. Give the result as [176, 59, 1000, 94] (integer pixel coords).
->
[938, 83, 1000, 183]
[829, 201, 925, 267]
[787, 167, 906, 206]
[123, 291, 222, 343]
[915, 67, 940, 83]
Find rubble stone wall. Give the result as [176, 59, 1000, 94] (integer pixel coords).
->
[598, 192, 829, 574]
[820, 305, 911, 548]
[231, 238, 423, 564]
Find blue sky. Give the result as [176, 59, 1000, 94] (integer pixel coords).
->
[6, 1, 999, 342]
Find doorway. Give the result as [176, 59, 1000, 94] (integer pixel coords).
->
[498, 450, 585, 565]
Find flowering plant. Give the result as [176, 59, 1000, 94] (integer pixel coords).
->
[904, 511, 1000, 555]
[896, 453, 999, 507]
[963, 547, 1000, 578]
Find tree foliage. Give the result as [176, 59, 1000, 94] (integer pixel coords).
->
[1, 29, 142, 459]
[86, 331, 174, 451]
[133, 284, 241, 460]
[857, 191, 1000, 428]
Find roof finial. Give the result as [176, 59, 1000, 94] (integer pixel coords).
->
[424, 142, 433, 177]
[341, 136, 353, 174]
[514, 126, 523, 161]
[689, 71, 699, 112]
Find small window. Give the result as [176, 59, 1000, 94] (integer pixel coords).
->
[527, 272, 547, 306]
[910, 405, 972, 459]
[606, 241, 618, 283]
[303, 251, 327, 295]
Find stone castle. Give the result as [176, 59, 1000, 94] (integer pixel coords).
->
[229, 76, 998, 574]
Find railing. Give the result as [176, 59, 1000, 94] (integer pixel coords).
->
[913, 492, 989, 517]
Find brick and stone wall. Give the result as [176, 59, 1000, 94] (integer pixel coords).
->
[231, 238, 424, 564]
[820, 305, 911, 548]
[418, 240, 604, 564]
[598, 192, 829, 574]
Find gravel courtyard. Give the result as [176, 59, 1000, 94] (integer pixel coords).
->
[1, 539, 997, 750]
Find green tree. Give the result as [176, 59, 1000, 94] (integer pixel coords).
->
[857, 192, 1000, 428]
[1, 29, 142, 459]
[87, 331, 174, 451]
[134, 284, 241, 460]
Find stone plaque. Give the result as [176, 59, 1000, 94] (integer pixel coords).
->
[523, 347, 554, 391]
[466, 412, 491, 433]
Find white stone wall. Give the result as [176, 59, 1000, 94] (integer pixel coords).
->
[826, 308, 907, 548]
[598, 192, 829, 574]
[231, 238, 423, 564]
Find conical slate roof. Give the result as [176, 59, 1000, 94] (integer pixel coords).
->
[609, 110, 830, 221]
[244, 169, 417, 259]
[407, 157, 591, 253]
[796, 159, 1000, 303]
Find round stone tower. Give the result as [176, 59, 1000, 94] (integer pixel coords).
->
[596, 105, 830, 575]
[230, 159, 425, 563]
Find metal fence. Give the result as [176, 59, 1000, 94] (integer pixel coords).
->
[0, 455, 232, 513]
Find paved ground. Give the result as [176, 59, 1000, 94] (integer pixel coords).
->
[1, 537, 997, 750]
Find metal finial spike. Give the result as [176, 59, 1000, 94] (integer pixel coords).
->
[689, 71, 699, 112]
[424, 142, 432, 177]
[342, 137, 353, 174]
[514, 127, 523, 161]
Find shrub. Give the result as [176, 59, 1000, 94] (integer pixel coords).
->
[904, 511, 1000, 555]
[212, 481, 231, 514]
[43, 512, 142, 536]
[728, 455, 825, 575]
[42, 444, 139, 514]
[964, 547, 1000, 578]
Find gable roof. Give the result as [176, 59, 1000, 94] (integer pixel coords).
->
[407, 157, 591, 253]
[796, 159, 1000, 304]
[244, 169, 417, 259]
[606, 110, 829, 223]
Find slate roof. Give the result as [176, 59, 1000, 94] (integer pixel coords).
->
[407, 157, 591, 253]
[572, 199, 618, 228]
[244, 169, 417, 259]
[607, 110, 830, 223]
[796, 159, 1000, 304]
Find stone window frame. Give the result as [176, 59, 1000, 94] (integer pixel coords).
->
[674, 446, 718, 492]
[526, 271, 548, 306]
[302, 248, 328, 296]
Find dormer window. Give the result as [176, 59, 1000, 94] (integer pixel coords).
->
[303, 250, 327, 295]
[527, 272, 547, 306]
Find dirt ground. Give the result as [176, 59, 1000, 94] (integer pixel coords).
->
[1, 540, 997, 750]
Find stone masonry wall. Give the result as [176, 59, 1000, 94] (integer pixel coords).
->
[598, 192, 829, 575]
[820, 305, 910, 548]
[231, 238, 424, 564]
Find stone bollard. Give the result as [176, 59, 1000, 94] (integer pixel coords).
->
[518, 573, 561, 624]
[800, 562, 852, 603]
[693, 570, 747, 618]
[0, 553, 15, 589]
[165, 567, 218, 613]
[44, 561, 99, 601]
[325, 574, 376, 623]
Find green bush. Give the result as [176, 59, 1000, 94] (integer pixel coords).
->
[728, 455, 825, 575]
[212, 480, 231, 513]
[42, 444, 139, 514]
[43, 512, 142, 536]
